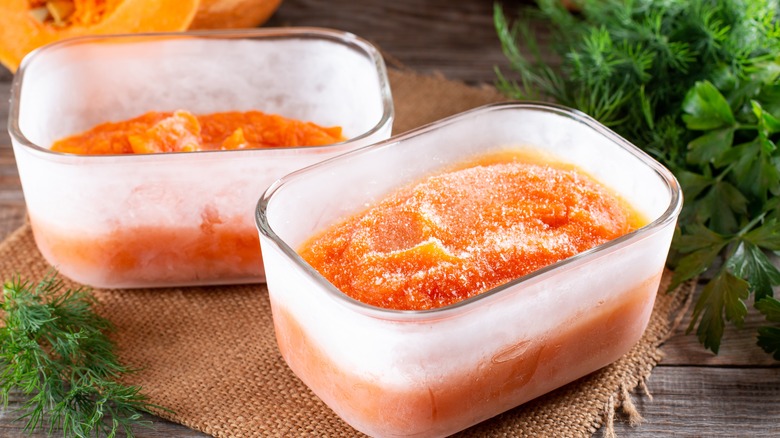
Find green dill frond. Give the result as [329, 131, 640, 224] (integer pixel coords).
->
[493, 2, 566, 101]
[0, 274, 161, 437]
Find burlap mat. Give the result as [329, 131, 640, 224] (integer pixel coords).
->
[0, 69, 695, 437]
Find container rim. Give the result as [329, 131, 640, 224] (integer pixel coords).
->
[7, 27, 394, 163]
[256, 101, 683, 321]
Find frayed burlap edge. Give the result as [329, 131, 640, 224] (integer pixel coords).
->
[598, 276, 696, 438]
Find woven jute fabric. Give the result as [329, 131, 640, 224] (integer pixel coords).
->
[0, 69, 694, 437]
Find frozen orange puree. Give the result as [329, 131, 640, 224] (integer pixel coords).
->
[299, 153, 643, 310]
[273, 272, 661, 437]
[50, 110, 346, 154]
[35, 110, 346, 287]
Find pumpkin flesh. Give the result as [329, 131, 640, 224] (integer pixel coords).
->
[0, 0, 200, 72]
[189, 0, 283, 30]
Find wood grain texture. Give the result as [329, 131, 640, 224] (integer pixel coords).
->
[661, 297, 780, 367]
[0, 0, 778, 436]
[613, 366, 780, 436]
[0, 84, 11, 151]
[0, 82, 27, 208]
[266, 0, 548, 85]
[0, 397, 207, 438]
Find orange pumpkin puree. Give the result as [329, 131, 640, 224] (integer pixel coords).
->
[31, 213, 260, 287]
[36, 110, 345, 286]
[299, 152, 644, 310]
[273, 272, 661, 437]
[50, 109, 346, 154]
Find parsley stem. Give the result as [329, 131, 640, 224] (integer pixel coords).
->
[736, 211, 767, 238]
[714, 161, 736, 183]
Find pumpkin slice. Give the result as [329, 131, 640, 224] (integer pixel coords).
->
[1, 0, 284, 72]
[189, 0, 283, 30]
[0, 0, 197, 72]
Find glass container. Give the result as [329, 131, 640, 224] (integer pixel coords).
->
[9, 28, 393, 288]
[256, 102, 682, 437]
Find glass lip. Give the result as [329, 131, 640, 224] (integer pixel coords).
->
[7, 27, 394, 163]
[256, 101, 683, 322]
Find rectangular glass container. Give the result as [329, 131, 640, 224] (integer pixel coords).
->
[256, 102, 682, 437]
[8, 28, 393, 289]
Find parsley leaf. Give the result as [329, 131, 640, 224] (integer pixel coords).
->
[669, 224, 728, 289]
[698, 179, 748, 235]
[757, 327, 780, 360]
[685, 128, 734, 167]
[756, 297, 780, 360]
[744, 218, 780, 251]
[688, 270, 750, 354]
[727, 241, 780, 301]
[682, 81, 736, 131]
[756, 296, 780, 321]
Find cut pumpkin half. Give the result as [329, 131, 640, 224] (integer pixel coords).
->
[0, 0, 283, 72]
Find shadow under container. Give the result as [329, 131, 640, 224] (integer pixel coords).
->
[256, 103, 682, 437]
[8, 28, 393, 289]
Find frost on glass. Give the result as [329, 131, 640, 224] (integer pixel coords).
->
[10, 29, 393, 288]
[257, 103, 681, 438]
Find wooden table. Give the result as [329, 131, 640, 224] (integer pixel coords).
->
[0, 1, 778, 436]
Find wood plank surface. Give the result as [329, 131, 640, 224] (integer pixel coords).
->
[0, 0, 778, 437]
[613, 367, 780, 436]
[267, 0, 526, 84]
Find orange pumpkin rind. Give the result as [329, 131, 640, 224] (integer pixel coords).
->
[0, 0, 283, 72]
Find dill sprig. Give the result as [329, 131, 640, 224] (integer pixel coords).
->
[0, 274, 160, 436]
[495, 0, 780, 357]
